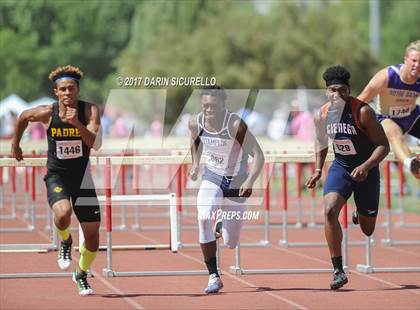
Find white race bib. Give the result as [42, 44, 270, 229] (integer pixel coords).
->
[205, 152, 227, 169]
[56, 140, 83, 159]
[333, 139, 356, 155]
[389, 106, 411, 118]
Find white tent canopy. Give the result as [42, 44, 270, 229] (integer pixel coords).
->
[28, 96, 55, 108]
[0, 94, 28, 118]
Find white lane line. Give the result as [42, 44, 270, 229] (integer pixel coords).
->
[134, 231, 308, 310]
[21, 216, 146, 310]
[352, 270, 420, 295]
[241, 235, 420, 296]
[381, 245, 420, 257]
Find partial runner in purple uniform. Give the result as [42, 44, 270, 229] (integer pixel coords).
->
[358, 40, 420, 179]
[306, 65, 389, 290]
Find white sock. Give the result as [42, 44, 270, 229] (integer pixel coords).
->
[403, 157, 414, 172]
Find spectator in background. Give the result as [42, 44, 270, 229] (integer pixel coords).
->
[1, 111, 17, 139]
[111, 112, 128, 138]
[30, 122, 46, 140]
[150, 119, 163, 139]
[289, 100, 315, 143]
[267, 105, 289, 140]
[99, 105, 112, 137]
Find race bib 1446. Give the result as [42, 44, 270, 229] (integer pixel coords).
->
[56, 140, 83, 159]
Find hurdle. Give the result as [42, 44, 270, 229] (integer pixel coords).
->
[0, 165, 42, 234]
[85, 194, 174, 252]
[87, 155, 133, 232]
[100, 157, 209, 277]
[23, 167, 31, 219]
[229, 202, 350, 275]
[258, 162, 271, 247]
[381, 161, 420, 246]
[0, 166, 16, 220]
[0, 166, 3, 209]
[1, 224, 88, 279]
[294, 162, 304, 228]
[116, 161, 128, 230]
[131, 154, 174, 232]
[278, 162, 366, 248]
[0, 163, 57, 252]
[356, 234, 420, 273]
[131, 155, 142, 229]
[395, 162, 419, 228]
[307, 163, 324, 228]
[227, 154, 354, 275]
[0, 159, 69, 278]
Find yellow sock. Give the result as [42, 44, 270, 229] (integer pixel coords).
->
[56, 224, 71, 242]
[79, 243, 97, 272]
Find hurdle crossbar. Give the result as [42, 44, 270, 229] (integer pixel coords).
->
[101, 158, 209, 277]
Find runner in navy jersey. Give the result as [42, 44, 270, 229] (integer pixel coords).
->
[306, 65, 389, 290]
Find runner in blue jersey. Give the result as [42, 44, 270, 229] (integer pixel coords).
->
[358, 40, 420, 179]
[189, 86, 264, 294]
[306, 65, 389, 290]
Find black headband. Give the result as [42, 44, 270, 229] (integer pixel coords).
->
[325, 78, 349, 87]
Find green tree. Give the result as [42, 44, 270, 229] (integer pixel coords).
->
[117, 0, 379, 112]
[0, 0, 137, 102]
[380, 0, 420, 64]
[0, 0, 53, 99]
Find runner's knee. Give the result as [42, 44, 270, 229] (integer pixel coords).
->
[53, 201, 72, 222]
[324, 204, 340, 222]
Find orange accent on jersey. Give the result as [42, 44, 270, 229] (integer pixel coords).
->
[319, 98, 367, 135]
[350, 97, 367, 135]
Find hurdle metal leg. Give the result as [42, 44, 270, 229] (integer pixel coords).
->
[0, 192, 16, 220]
[381, 201, 420, 246]
[131, 204, 142, 230]
[0, 166, 3, 209]
[99, 187, 209, 277]
[229, 242, 338, 275]
[357, 236, 420, 273]
[294, 199, 304, 229]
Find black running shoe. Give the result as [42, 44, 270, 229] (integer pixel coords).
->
[330, 269, 348, 290]
[352, 210, 359, 225]
[57, 240, 72, 270]
[72, 270, 93, 296]
[410, 158, 420, 179]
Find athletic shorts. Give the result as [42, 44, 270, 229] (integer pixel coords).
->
[323, 160, 380, 217]
[44, 171, 100, 223]
[202, 167, 248, 203]
[377, 105, 420, 138]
